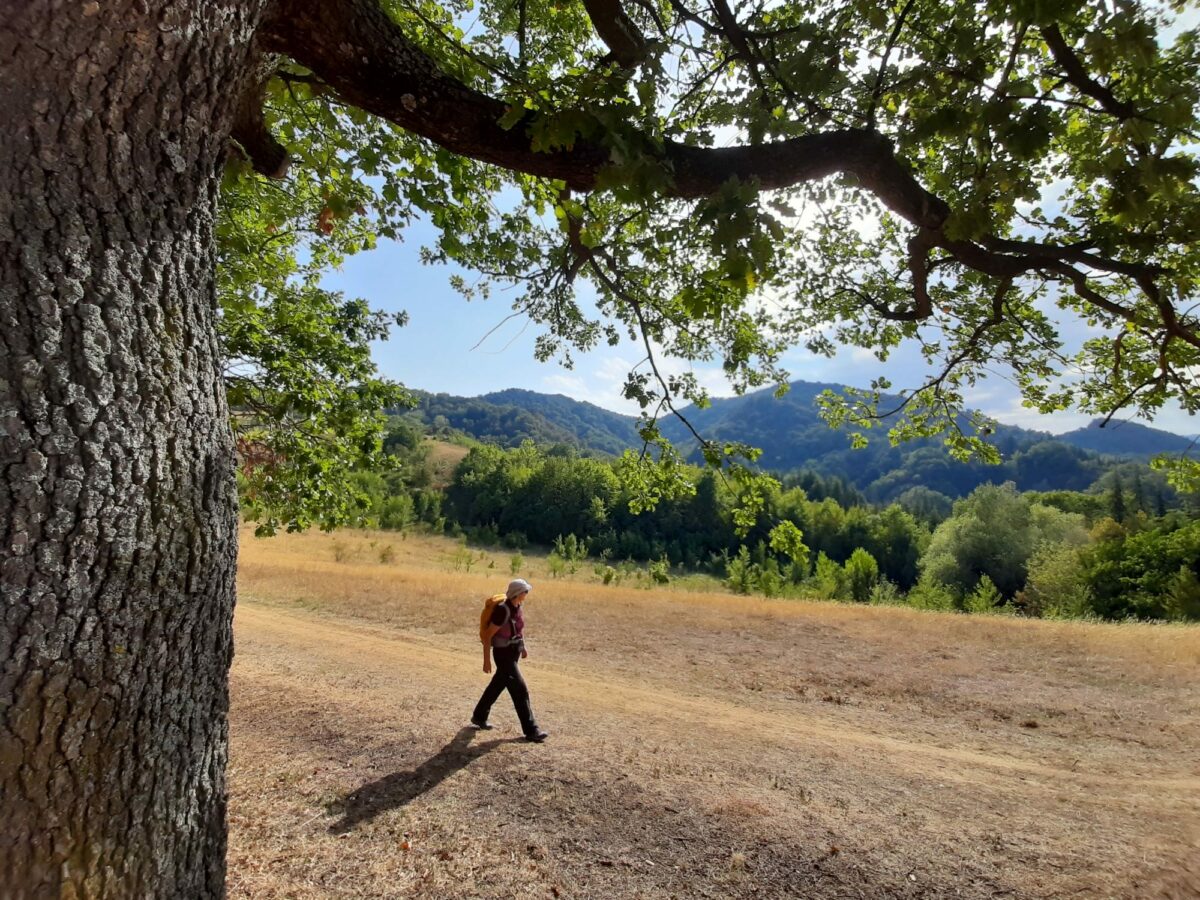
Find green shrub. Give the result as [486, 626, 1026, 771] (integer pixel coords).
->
[472, 524, 500, 546]
[869, 579, 902, 606]
[811, 552, 847, 600]
[1165, 566, 1200, 621]
[553, 533, 589, 574]
[844, 548, 879, 602]
[449, 544, 475, 572]
[378, 494, 414, 531]
[726, 546, 756, 595]
[1023, 542, 1091, 618]
[963, 574, 1003, 614]
[906, 577, 955, 611]
[649, 555, 671, 585]
[502, 531, 528, 550]
[755, 558, 783, 597]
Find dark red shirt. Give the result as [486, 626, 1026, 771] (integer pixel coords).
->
[490, 600, 524, 647]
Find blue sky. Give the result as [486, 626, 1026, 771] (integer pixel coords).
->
[321, 216, 1198, 439]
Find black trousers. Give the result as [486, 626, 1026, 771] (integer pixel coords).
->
[473, 644, 538, 735]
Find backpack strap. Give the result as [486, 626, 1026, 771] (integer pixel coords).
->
[492, 601, 513, 647]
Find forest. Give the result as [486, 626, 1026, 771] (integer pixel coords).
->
[344, 419, 1200, 623]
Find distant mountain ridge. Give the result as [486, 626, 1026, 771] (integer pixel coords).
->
[399, 381, 1193, 501]
[403, 389, 636, 455]
[481, 389, 637, 455]
[1057, 419, 1196, 458]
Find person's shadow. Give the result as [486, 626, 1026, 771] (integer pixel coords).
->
[327, 727, 518, 834]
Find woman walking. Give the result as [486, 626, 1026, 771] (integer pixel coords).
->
[472, 579, 548, 743]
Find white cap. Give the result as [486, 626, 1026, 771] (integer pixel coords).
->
[506, 579, 532, 600]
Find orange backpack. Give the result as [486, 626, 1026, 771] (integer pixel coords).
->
[479, 593, 509, 644]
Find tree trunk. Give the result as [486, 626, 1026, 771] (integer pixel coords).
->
[1, 2, 262, 895]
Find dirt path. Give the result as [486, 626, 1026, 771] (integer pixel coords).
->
[228, 600, 1200, 898]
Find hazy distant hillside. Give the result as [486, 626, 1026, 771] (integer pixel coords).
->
[481, 389, 637, 455]
[403, 392, 581, 449]
[401, 390, 636, 455]
[657, 381, 1192, 500]
[1058, 419, 1196, 458]
[654, 381, 964, 465]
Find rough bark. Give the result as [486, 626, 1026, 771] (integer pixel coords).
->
[0, 1, 263, 895]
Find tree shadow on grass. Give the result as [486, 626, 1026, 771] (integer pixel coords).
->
[327, 726, 518, 834]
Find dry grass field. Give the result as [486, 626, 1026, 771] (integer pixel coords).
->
[423, 440, 471, 488]
[228, 527, 1200, 899]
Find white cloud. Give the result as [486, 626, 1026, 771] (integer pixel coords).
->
[541, 373, 587, 396]
[982, 397, 1091, 434]
[595, 354, 637, 388]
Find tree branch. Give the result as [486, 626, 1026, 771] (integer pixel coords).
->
[587, 256, 716, 455]
[833, 285, 923, 322]
[907, 227, 936, 318]
[231, 71, 289, 179]
[709, 0, 765, 85]
[261, 0, 948, 224]
[258, 0, 1190, 345]
[866, 0, 917, 127]
[581, 0, 653, 68]
[1044, 260, 1200, 351]
[978, 235, 1165, 279]
[706, 0, 818, 114]
[1041, 24, 1138, 120]
[871, 278, 1012, 420]
[663, 0, 719, 36]
[261, 0, 608, 183]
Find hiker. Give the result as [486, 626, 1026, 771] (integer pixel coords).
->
[472, 578, 548, 743]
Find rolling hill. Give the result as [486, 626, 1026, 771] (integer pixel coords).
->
[396, 381, 1193, 501]
[1057, 418, 1197, 458]
[399, 390, 635, 456]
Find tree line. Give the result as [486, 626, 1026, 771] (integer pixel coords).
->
[352, 430, 1200, 623]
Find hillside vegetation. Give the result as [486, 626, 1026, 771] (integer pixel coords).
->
[228, 528, 1200, 898]
[350, 432, 1200, 622]
[391, 382, 1195, 505]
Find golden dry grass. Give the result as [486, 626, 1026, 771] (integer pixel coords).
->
[229, 527, 1200, 898]
[422, 440, 471, 488]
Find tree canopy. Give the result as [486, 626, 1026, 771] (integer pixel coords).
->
[223, 0, 1200, 529]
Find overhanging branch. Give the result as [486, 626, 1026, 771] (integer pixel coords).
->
[1041, 24, 1138, 120]
[581, 0, 653, 67]
[260, 0, 949, 223]
[258, 0, 1191, 347]
[231, 67, 289, 179]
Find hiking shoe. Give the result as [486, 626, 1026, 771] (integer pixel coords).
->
[525, 730, 549, 743]
[471, 718, 494, 730]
